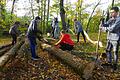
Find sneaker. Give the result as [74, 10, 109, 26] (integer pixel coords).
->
[32, 57, 39, 60]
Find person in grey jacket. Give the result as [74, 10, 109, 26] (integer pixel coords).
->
[9, 21, 20, 45]
[27, 16, 42, 60]
[74, 19, 86, 43]
[100, 6, 120, 70]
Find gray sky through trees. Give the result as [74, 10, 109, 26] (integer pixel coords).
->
[6, 0, 111, 17]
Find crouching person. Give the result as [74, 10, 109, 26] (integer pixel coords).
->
[55, 30, 74, 51]
[27, 16, 42, 60]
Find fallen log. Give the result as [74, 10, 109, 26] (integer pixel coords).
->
[40, 42, 96, 79]
[0, 46, 12, 57]
[0, 39, 24, 67]
[0, 44, 12, 50]
[17, 39, 30, 58]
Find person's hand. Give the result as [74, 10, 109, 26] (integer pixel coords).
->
[54, 43, 57, 46]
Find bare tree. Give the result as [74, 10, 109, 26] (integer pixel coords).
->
[43, 0, 47, 33]
[86, 0, 101, 33]
[46, 0, 50, 29]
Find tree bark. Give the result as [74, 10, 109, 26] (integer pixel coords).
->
[40, 0, 43, 32]
[40, 42, 96, 79]
[43, 0, 47, 33]
[0, 39, 24, 67]
[60, 0, 66, 30]
[11, 0, 16, 19]
[46, 0, 50, 30]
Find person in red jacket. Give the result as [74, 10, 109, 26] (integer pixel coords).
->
[55, 30, 74, 51]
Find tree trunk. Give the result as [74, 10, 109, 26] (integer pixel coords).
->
[85, 0, 101, 33]
[40, 0, 43, 32]
[11, 0, 16, 19]
[43, 0, 47, 33]
[40, 42, 96, 79]
[0, 38, 25, 67]
[0, 46, 12, 57]
[112, 0, 114, 7]
[60, 0, 66, 30]
[0, 44, 12, 50]
[46, 0, 50, 30]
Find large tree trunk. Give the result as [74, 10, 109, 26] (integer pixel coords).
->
[40, 0, 44, 32]
[60, 0, 66, 30]
[40, 42, 96, 79]
[112, 0, 114, 7]
[46, 0, 50, 30]
[85, 0, 101, 33]
[0, 38, 25, 67]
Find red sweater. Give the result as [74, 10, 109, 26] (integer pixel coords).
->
[59, 33, 74, 46]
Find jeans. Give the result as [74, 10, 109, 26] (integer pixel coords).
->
[28, 36, 37, 58]
[106, 40, 119, 64]
[77, 31, 86, 43]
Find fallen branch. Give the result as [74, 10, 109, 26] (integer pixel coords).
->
[0, 39, 24, 67]
[0, 46, 12, 57]
[0, 44, 12, 50]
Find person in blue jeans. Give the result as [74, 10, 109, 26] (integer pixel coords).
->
[74, 19, 86, 43]
[27, 16, 42, 60]
[100, 7, 120, 70]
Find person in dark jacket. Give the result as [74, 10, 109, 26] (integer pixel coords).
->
[9, 21, 20, 45]
[27, 16, 42, 60]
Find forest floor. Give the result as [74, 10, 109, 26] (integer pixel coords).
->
[1, 36, 120, 80]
